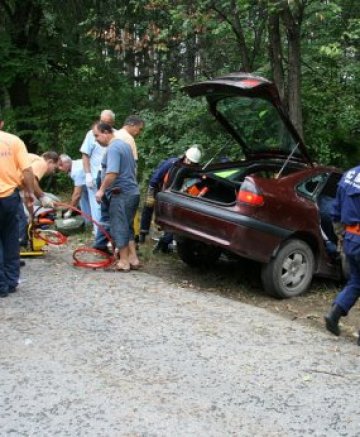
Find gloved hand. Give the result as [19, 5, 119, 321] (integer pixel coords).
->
[145, 187, 155, 208]
[85, 173, 94, 188]
[40, 195, 54, 208]
[64, 209, 72, 219]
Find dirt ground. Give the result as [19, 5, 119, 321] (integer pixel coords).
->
[8, 233, 360, 435]
[136, 237, 360, 344]
[65, 222, 359, 344]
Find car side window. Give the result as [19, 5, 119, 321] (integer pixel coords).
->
[297, 174, 327, 199]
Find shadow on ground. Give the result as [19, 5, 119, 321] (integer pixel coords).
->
[139, 239, 359, 343]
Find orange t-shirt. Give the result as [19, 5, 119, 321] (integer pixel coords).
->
[0, 131, 31, 197]
[28, 153, 48, 180]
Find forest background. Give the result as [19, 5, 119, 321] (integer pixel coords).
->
[0, 0, 359, 188]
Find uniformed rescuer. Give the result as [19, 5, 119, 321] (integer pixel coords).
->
[325, 164, 360, 344]
[0, 112, 34, 297]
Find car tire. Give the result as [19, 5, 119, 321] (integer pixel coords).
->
[177, 238, 221, 268]
[261, 239, 315, 298]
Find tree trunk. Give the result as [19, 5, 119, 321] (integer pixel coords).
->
[286, 27, 303, 139]
[185, 34, 197, 83]
[268, 13, 285, 104]
[280, 2, 305, 140]
[8, 78, 38, 151]
[2, 0, 43, 151]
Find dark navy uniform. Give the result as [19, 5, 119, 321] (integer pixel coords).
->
[331, 165, 360, 314]
[140, 157, 179, 237]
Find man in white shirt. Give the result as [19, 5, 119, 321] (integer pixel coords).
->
[80, 109, 115, 234]
[58, 154, 91, 220]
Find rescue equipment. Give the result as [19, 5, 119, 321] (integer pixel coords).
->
[55, 216, 85, 235]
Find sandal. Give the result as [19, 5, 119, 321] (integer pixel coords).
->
[130, 263, 143, 270]
[104, 262, 130, 273]
[115, 262, 130, 272]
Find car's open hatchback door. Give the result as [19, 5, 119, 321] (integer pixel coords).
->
[183, 73, 312, 165]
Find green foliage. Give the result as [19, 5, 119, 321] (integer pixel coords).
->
[138, 89, 237, 187]
[0, 0, 359, 178]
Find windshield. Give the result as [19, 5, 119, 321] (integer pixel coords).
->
[216, 96, 300, 157]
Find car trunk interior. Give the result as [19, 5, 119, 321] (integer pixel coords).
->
[170, 161, 306, 205]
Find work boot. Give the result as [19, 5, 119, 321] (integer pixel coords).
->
[153, 240, 170, 254]
[0, 289, 9, 298]
[324, 304, 344, 336]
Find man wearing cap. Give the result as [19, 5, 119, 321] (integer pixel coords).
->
[0, 111, 34, 297]
[139, 145, 202, 251]
[324, 164, 360, 344]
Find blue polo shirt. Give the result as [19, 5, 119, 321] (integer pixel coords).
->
[101, 139, 139, 195]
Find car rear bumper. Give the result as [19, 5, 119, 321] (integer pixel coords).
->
[155, 192, 292, 263]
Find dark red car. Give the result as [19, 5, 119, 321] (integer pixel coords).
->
[155, 73, 343, 298]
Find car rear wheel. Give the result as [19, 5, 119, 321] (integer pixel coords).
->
[176, 238, 221, 268]
[261, 239, 315, 298]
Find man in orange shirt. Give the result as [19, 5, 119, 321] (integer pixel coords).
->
[0, 111, 34, 297]
[18, 151, 59, 246]
[26, 151, 59, 203]
[114, 115, 144, 164]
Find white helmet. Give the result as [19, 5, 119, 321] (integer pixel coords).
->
[185, 145, 202, 164]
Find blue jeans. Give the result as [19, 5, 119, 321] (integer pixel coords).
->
[94, 195, 111, 249]
[86, 185, 101, 235]
[79, 186, 92, 224]
[0, 191, 21, 292]
[140, 204, 154, 234]
[109, 193, 140, 249]
[334, 254, 360, 314]
[18, 200, 28, 245]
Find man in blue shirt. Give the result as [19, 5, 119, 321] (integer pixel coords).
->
[94, 122, 141, 271]
[139, 146, 202, 252]
[139, 156, 179, 245]
[325, 165, 360, 344]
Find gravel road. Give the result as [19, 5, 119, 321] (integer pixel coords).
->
[1, 246, 359, 436]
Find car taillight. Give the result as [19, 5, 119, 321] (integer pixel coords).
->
[237, 179, 264, 206]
